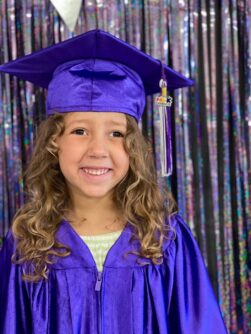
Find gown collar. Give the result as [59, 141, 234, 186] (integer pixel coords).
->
[53, 219, 142, 270]
[53, 216, 175, 270]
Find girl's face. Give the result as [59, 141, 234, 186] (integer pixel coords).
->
[56, 112, 129, 201]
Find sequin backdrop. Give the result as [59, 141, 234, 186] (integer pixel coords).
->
[0, 1, 250, 333]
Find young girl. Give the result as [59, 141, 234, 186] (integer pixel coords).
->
[0, 30, 227, 333]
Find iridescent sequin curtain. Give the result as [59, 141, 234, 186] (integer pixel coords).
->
[0, 1, 250, 333]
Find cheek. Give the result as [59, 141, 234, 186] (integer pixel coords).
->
[57, 144, 82, 175]
[118, 148, 130, 171]
[124, 152, 130, 167]
[58, 141, 83, 159]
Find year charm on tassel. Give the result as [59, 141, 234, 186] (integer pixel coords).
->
[155, 78, 173, 177]
[155, 79, 173, 107]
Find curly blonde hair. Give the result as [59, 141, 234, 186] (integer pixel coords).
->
[11, 112, 177, 282]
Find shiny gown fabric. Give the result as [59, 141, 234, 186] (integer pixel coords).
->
[0, 214, 227, 333]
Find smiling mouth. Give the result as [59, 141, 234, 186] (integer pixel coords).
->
[82, 168, 110, 176]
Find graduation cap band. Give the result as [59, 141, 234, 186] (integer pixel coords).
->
[46, 58, 146, 120]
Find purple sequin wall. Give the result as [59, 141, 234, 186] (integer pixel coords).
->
[0, 1, 250, 333]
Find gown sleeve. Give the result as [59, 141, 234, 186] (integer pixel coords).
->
[166, 214, 228, 334]
[0, 229, 32, 334]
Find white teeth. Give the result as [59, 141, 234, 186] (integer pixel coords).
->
[83, 168, 109, 176]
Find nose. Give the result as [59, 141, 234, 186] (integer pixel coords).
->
[87, 134, 108, 158]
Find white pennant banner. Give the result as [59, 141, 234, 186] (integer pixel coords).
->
[50, 0, 82, 32]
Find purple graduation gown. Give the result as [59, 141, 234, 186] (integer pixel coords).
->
[0, 214, 227, 333]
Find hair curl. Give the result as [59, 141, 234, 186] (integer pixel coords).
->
[11, 112, 177, 282]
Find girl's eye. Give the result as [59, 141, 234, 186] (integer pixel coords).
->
[111, 131, 124, 138]
[72, 129, 87, 135]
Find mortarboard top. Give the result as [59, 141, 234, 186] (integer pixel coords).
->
[0, 29, 193, 94]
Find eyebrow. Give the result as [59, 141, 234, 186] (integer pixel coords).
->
[67, 119, 127, 127]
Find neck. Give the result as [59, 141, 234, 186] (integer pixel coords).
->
[64, 193, 125, 235]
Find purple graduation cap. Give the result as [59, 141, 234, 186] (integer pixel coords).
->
[0, 29, 193, 176]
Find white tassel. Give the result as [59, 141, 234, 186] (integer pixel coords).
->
[155, 79, 173, 177]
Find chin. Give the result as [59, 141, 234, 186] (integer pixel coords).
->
[79, 189, 114, 200]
